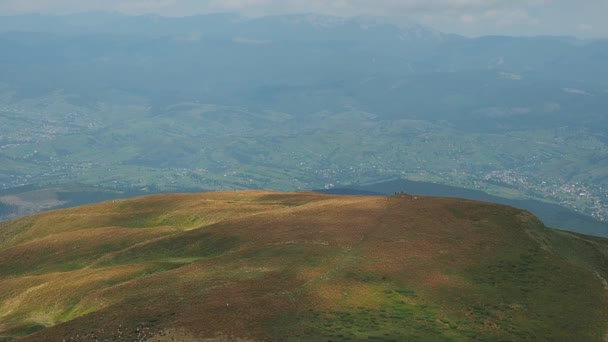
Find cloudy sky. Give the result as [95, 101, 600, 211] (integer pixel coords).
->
[0, 0, 606, 38]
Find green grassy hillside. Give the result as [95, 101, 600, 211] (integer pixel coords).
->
[0, 191, 607, 341]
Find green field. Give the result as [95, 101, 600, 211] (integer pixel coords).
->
[2, 93, 608, 229]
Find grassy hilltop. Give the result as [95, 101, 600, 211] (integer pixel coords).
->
[0, 191, 607, 341]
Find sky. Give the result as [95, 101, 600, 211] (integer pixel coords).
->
[0, 0, 606, 38]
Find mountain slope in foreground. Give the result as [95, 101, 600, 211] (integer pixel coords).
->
[0, 191, 607, 341]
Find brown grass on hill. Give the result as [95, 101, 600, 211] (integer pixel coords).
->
[0, 191, 606, 341]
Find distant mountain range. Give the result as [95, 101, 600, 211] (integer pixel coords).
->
[1, 13, 607, 236]
[0, 12, 448, 40]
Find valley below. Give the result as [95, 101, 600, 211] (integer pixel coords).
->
[1, 13, 608, 236]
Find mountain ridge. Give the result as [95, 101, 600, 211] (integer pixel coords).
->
[319, 178, 608, 237]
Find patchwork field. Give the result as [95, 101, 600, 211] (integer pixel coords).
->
[0, 191, 607, 341]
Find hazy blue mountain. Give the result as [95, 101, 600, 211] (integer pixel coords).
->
[1, 13, 607, 235]
[1, 14, 605, 119]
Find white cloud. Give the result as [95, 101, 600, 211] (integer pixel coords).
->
[562, 88, 592, 96]
[479, 9, 539, 27]
[0, 0, 554, 16]
[0, 0, 605, 38]
[460, 14, 475, 24]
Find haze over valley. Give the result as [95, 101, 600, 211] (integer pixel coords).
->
[1, 12, 608, 236]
